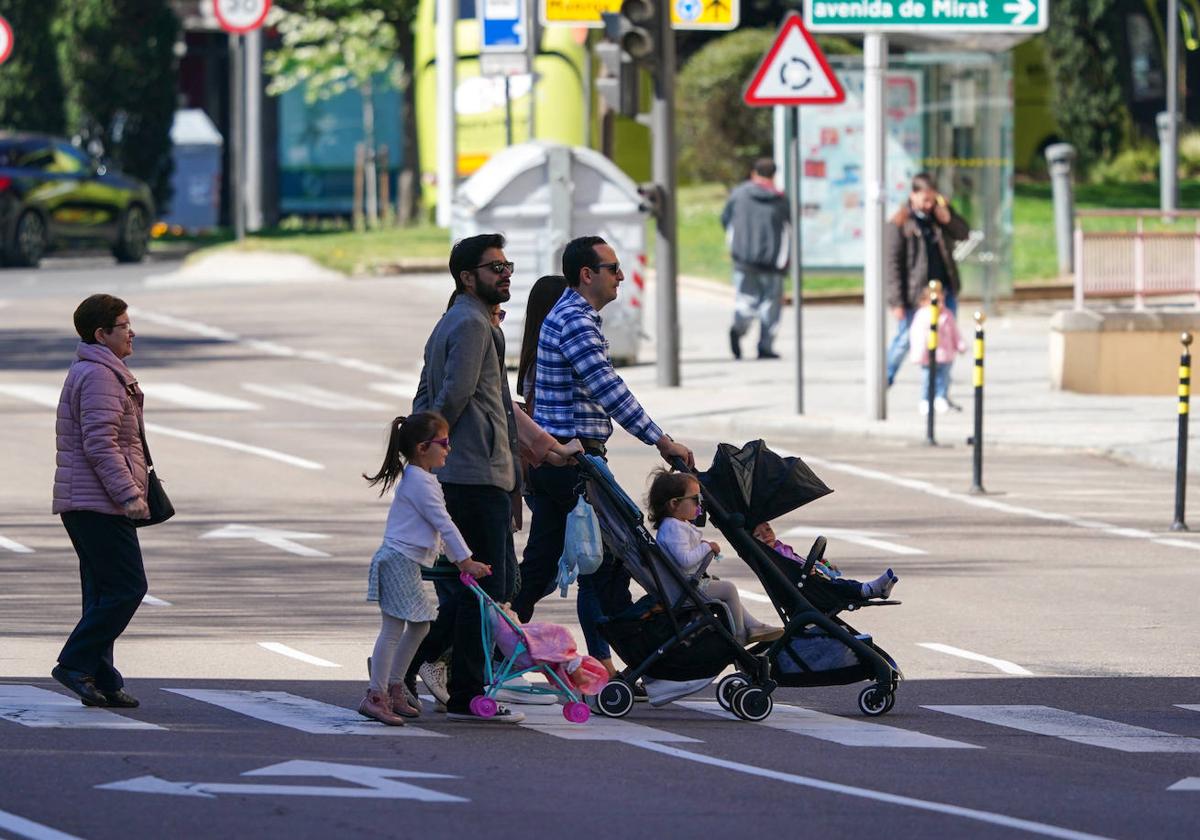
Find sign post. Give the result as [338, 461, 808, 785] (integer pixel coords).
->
[744, 12, 844, 415]
[214, 0, 271, 242]
[480, 0, 530, 145]
[805, 0, 1046, 421]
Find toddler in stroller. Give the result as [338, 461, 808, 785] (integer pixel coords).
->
[752, 521, 899, 604]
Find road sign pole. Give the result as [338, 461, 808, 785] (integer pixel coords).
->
[230, 33, 245, 242]
[790, 106, 804, 414]
[863, 33, 887, 421]
[653, 0, 679, 388]
[244, 27, 263, 232]
[526, 0, 538, 138]
[436, 0, 457, 228]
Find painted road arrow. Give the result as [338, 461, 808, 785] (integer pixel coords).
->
[200, 524, 331, 557]
[97, 760, 467, 802]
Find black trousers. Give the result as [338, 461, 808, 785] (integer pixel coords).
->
[57, 511, 148, 691]
[410, 483, 513, 714]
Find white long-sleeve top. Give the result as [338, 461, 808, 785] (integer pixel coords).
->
[382, 464, 471, 567]
[655, 517, 712, 575]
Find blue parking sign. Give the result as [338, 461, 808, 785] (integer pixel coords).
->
[480, 0, 526, 52]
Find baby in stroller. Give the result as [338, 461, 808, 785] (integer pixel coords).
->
[752, 521, 899, 601]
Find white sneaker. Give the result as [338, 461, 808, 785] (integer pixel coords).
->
[643, 676, 713, 707]
[934, 396, 950, 414]
[493, 686, 558, 705]
[446, 705, 526, 724]
[918, 400, 930, 416]
[418, 660, 450, 706]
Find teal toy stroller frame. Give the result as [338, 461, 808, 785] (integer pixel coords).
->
[459, 572, 592, 723]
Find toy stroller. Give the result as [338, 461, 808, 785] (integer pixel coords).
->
[459, 573, 606, 724]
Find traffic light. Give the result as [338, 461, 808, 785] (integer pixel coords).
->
[618, 0, 661, 68]
[596, 40, 639, 118]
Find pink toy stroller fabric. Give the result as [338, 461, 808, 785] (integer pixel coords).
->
[490, 613, 609, 695]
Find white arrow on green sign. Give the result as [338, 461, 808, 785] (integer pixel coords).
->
[805, 0, 1047, 33]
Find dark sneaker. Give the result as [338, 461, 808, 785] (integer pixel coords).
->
[88, 688, 139, 709]
[446, 705, 526, 724]
[633, 680, 649, 702]
[757, 350, 781, 360]
[51, 665, 107, 706]
[729, 328, 742, 360]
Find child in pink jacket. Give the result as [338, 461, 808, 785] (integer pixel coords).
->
[908, 285, 967, 415]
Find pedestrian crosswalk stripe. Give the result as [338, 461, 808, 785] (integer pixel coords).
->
[0, 384, 60, 408]
[139, 383, 260, 411]
[515, 701, 700, 743]
[370, 381, 421, 399]
[678, 700, 979, 749]
[1176, 704, 1200, 713]
[242, 383, 389, 411]
[0, 534, 34, 553]
[0, 685, 163, 730]
[923, 705, 1200, 752]
[0, 805, 84, 840]
[163, 688, 444, 737]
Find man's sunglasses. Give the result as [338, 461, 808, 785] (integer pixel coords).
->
[425, 437, 450, 449]
[592, 262, 620, 274]
[474, 260, 515, 275]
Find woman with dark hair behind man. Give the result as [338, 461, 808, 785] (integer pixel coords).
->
[516, 275, 568, 411]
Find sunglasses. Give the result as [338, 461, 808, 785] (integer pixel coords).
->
[474, 260, 514, 275]
[493, 309, 507, 323]
[592, 262, 621, 274]
[424, 436, 450, 449]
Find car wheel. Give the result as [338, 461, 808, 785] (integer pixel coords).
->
[9, 211, 46, 268]
[112, 205, 149, 263]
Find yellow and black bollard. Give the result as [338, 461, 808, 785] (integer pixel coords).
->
[969, 311, 986, 494]
[925, 279, 942, 446]
[1172, 332, 1193, 531]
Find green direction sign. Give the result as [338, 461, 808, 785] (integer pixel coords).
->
[805, 0, 1047, 33]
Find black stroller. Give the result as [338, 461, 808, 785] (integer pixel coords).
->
[578, 441, 901, 722]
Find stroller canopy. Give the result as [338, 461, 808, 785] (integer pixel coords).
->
[699, 440, 833, 527]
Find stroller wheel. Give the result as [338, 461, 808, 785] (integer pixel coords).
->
[469, 695, 499, 718]
[716, 672, 749, 712]
[563, 701, 591, 724]
[596, 679, 635, 718]
[730, 686, 773, 722]
[857, 685, 894, 717]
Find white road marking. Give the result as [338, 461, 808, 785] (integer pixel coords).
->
[141, 594, 172, 606]
[139, 383, 260, 411]
[918, 643, 1034, 676]
[242, 382, 389, 411]
[632, 741, 1111, 840]
[1176, 704, 1200, 712]
[370, 381, 422, 399]
[781, 525, 926, 556]
[256, 643, 342, 668]
[0, 384, 60, 408]
[737, 587, 772, 604]
[0, 534, 34, 553]
[0, 806, 84, 840]
[1168, 777, 1200, 791]
[923, 705, 1200, 753]
[0, 685, 163, 730]
[515, 700, 699, 743]
[201, 524, 331, 557]
[144, 422, 324, 470]
[164, 689, 449, 737]
[97, 759, 464, 801]
[678, 700, 979, 749]
[786, 449, 1200, 556]
[130, 308, 411, 380]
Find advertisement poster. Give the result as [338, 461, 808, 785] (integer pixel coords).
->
[798, 68, 924, 268]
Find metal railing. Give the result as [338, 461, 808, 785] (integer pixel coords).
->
[1073, 209, 1200, 310]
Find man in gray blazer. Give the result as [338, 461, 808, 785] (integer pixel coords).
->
[410, 232, 525, 723]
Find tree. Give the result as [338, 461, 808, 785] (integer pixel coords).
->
[1042, 0, 1128, 173]
[54, 0, 180, 207]
[266, 3, 402, 228]
[0, 1, 66, 134]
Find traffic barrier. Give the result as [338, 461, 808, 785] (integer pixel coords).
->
[1172, 331, 1193, 531]
[925, 279, 942, 446]
[969, 311, 986, 494]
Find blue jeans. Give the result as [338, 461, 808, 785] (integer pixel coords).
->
[920, 363, 953, 400]
[731, 267, 784, 355]
[886, 290, 957, 386]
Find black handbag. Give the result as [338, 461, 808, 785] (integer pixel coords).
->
[134, 423, 175, 527]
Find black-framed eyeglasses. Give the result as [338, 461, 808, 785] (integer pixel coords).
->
[474, 260, 514, 275]
[592, 262, 621, 274]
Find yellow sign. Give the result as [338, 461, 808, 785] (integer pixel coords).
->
[540, 0, 738, 30]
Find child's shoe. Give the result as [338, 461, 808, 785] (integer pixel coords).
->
[934, 396, 950, 414]
[744, 625, 786, 644]
[860, 569, 899, 600]
[918, 400, 930, 416]
[358, 689, 405, 726]
[388, 683, 420, 718]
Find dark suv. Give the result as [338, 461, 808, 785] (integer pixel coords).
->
[0, 133, 155, 268]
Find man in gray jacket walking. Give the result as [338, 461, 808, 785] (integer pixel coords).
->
[410, 232, 525, 723]
[722, 157, 791, 360]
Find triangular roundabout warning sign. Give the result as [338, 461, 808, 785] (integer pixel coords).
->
[743, 12, 845, 107]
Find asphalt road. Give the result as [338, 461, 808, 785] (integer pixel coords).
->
[1, 259, 1198, 840]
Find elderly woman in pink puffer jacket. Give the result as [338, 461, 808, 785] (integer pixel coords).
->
[51, 294, 151, 710]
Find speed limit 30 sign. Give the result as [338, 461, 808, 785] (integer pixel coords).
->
[213, 0, 272, 34]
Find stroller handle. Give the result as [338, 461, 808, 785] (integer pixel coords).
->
[460, 572, 478, 587]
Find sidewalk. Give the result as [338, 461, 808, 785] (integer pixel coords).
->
[628, 275, 1188, 474]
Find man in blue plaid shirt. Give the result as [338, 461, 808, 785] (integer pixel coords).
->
[514, 235, 694, 682]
